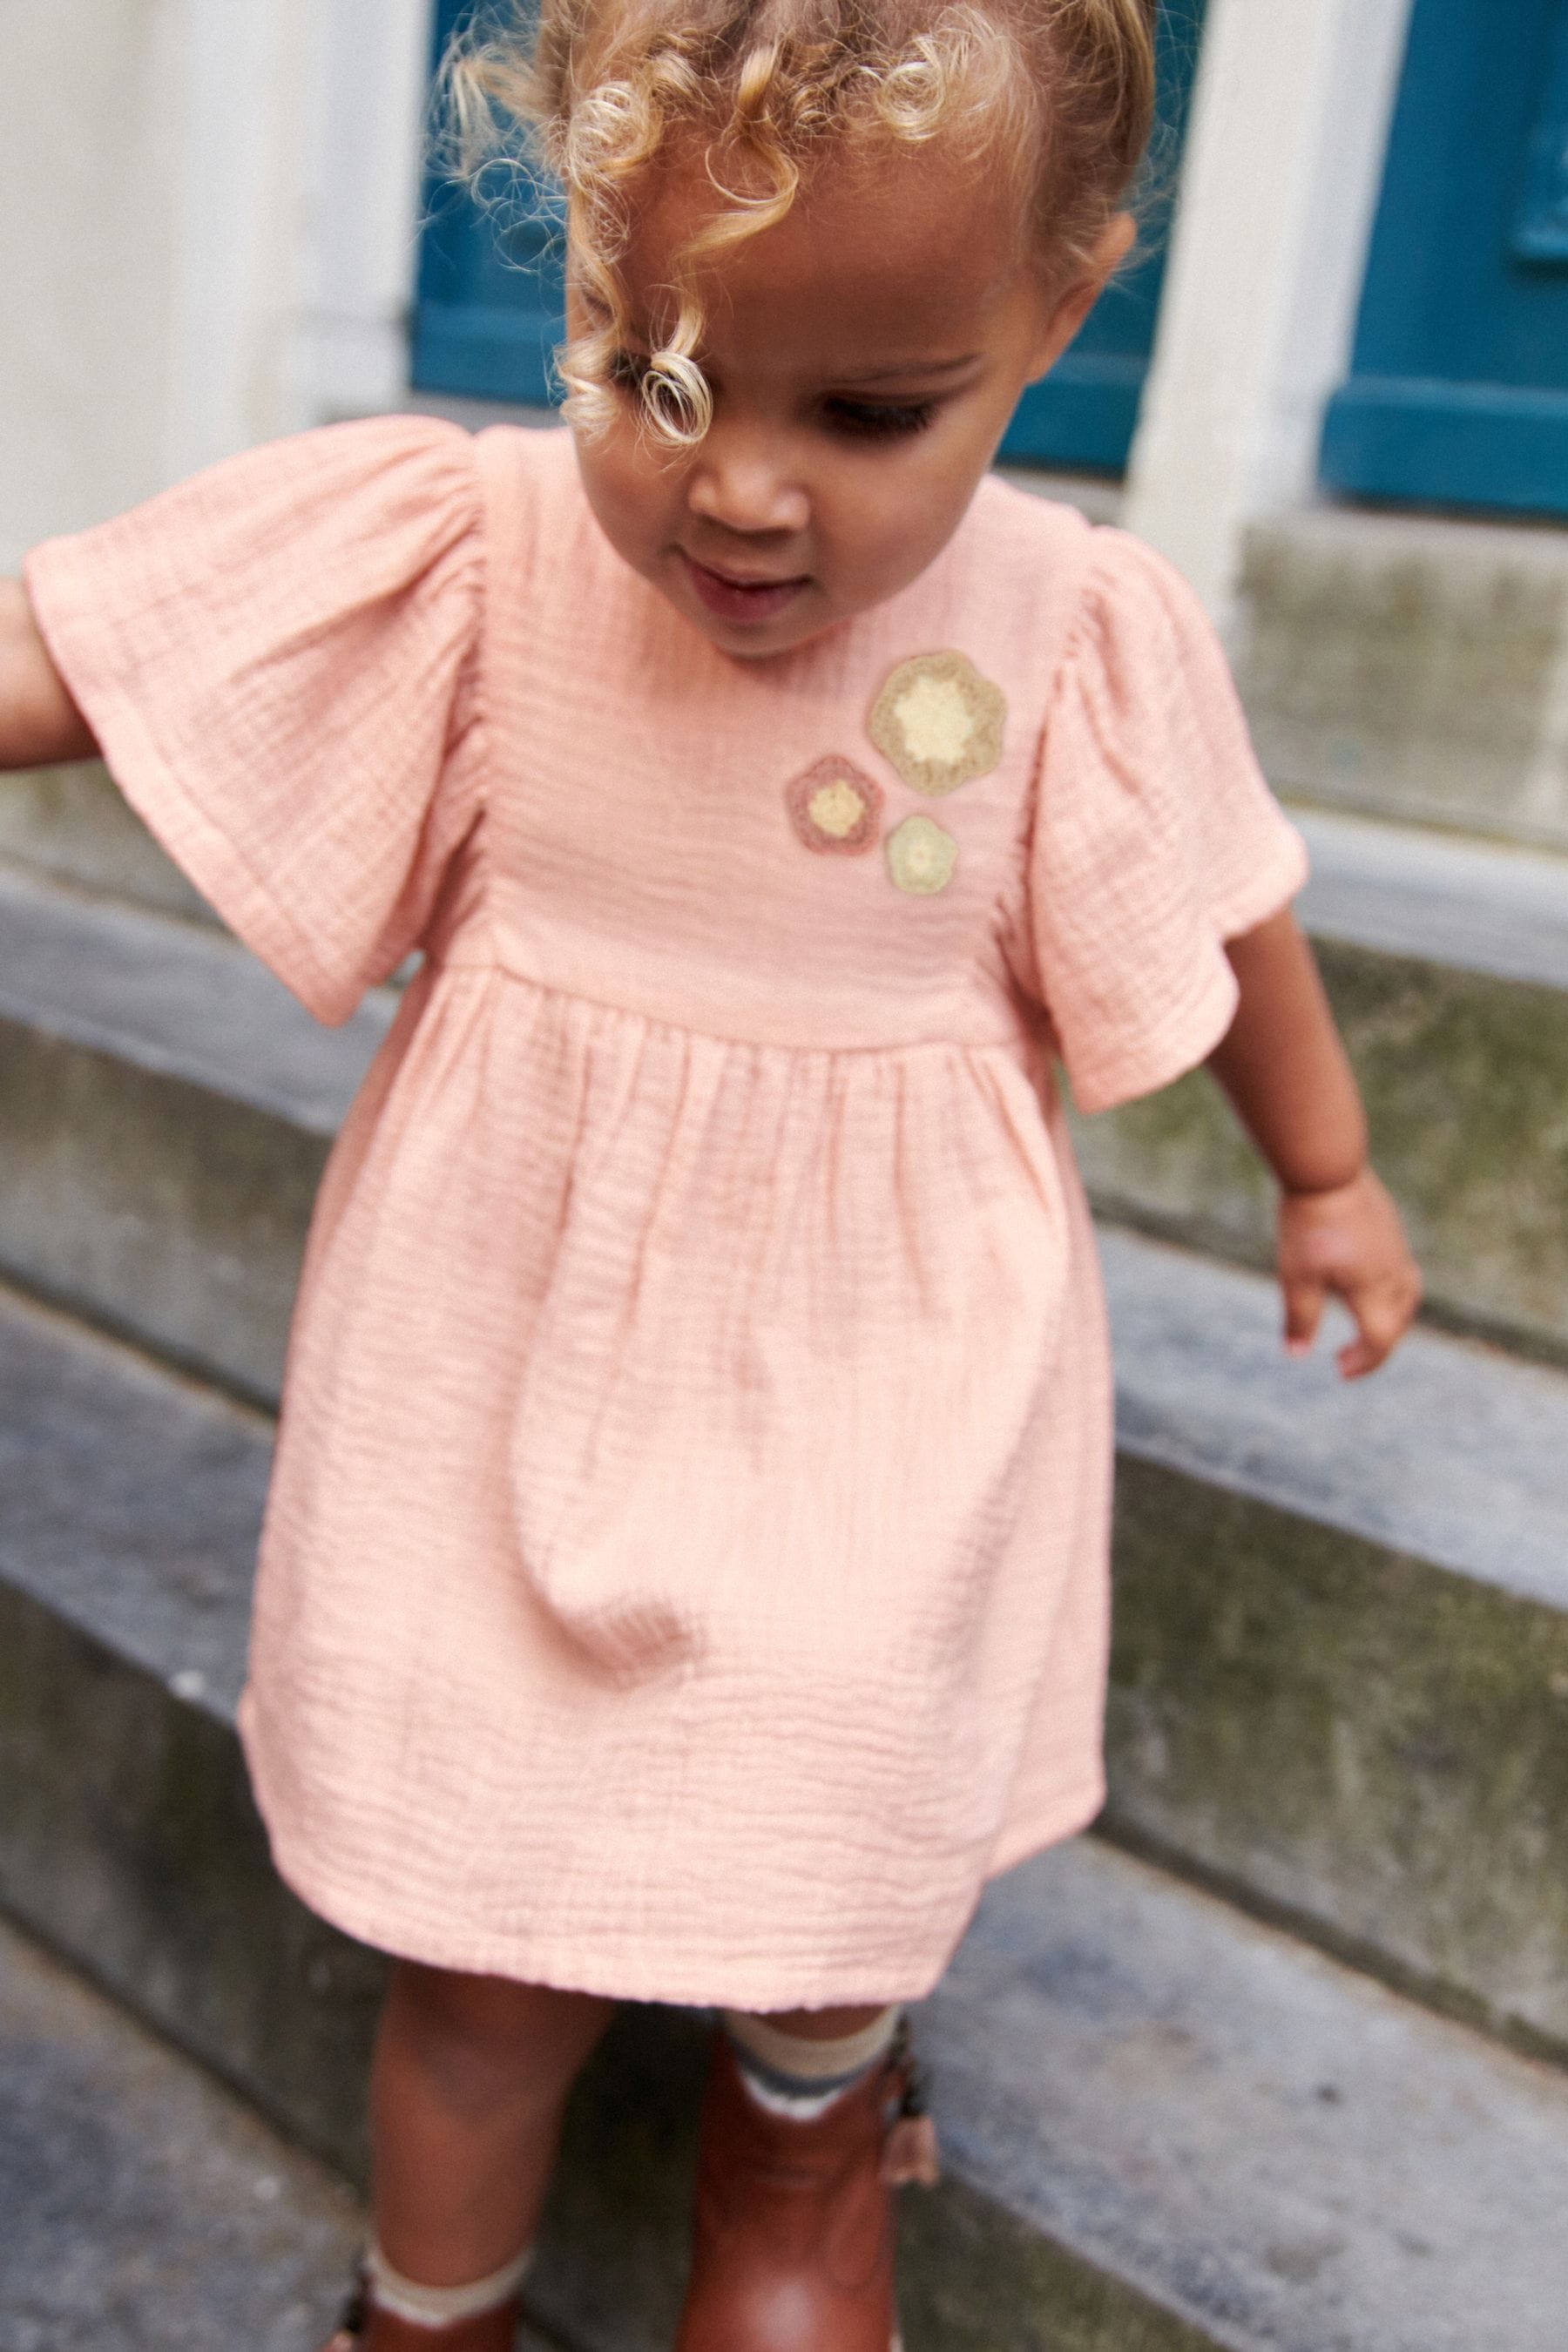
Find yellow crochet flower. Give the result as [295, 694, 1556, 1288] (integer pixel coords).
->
[868, 652, 1005, 796]
[886, 814, 958, 896]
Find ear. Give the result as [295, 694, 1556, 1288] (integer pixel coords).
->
[1024, 212, 1139, 385]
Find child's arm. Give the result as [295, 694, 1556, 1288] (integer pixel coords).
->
[1208, 906, 1422, 1380]
[0, 578, 98, 768]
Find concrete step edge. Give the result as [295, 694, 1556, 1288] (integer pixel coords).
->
[1292, 803, 1568, 993]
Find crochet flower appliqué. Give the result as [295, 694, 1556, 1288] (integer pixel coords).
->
[786, 757, 884, 855]
[886, 814, 958, 896]
[868, 652, 1005, 796]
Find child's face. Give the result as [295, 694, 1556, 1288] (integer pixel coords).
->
[568, 141, 1132, 659]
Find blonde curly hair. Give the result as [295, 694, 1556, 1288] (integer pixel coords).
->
[438, 0, 1158, 445]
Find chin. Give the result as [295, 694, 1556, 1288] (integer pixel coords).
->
[683, 593, 842, 661]
[717, 617, 841, 660]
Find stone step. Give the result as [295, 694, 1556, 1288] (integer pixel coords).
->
[1295, 803, 1568, 990]
[0, 1906, 363, 2352]
[0, 760, 211, 927]
[3, 1281, 1567, 2349]
[1098, 1225, 1568, 2057]
[1075, 805, 1568, 1363]
[0, 859, 389, 1402]
[0, 1910, 570, 2352]
[919, 1837, 1568, 2352]
[1236, 504, 1568, 853]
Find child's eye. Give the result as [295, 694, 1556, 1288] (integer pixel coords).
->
[823, 398, 939, 442]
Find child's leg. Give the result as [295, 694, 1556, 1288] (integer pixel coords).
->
[353, 1959, 615, 2349]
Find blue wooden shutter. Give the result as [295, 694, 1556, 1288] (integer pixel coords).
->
[1321, 0, 1568, 518]
[999, 0, 1207, 471]
[411, 0, 1206, 476]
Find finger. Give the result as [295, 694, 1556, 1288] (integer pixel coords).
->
[1336, 1278, 1419, 1380]
[1336, 1333, 1382, 1381]
[1281, 1273, 1327, 1358]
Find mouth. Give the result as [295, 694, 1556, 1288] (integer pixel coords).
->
[679, 551, 811, 625]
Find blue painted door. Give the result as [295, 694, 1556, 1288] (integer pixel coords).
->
[413, 1, 565, 408]
[1321, 0, 1568, 517]
[412, 0, 1206, 474]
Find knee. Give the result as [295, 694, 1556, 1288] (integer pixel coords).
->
[385, 1961, 614, 2120]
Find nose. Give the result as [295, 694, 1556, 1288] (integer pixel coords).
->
[686, 422, 810, 539]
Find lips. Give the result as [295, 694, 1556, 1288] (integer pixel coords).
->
[680, 551, 810, 625]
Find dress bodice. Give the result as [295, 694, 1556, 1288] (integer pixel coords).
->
[434, 427, 1089, 1058]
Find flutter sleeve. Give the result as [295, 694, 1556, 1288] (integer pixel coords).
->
[22, 413, 486, 1026]
[1021, 526, 1309, 1114]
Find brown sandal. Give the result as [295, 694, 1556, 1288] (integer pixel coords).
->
[319, 2259, 370, 2349]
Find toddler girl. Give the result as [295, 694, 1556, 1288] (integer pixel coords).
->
[0, 2, 1422, 2345]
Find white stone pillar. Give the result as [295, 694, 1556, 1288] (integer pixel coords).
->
[164, 0, 432, 474]
[1123, 0, 1416, 625]
[161, 0, 321, 479]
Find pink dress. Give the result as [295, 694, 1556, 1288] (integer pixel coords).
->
[24, 416, 1307, 2007]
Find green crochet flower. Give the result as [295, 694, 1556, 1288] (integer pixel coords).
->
[886, 814, 958, 896]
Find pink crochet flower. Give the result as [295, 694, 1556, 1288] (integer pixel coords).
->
[786, 758, 884, 855]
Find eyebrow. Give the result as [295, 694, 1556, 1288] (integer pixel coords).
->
[829, 354, 984, 385]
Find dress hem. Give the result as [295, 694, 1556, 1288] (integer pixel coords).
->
[240, 1711, 1105, 2011]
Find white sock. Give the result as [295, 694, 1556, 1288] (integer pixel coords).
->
[363, 2238, 533, 2329]
[723, 2005, 902, 2120]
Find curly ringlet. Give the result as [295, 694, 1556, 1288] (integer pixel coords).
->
[436, 1, 1159, 447]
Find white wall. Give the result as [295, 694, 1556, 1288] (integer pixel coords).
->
[0, 0, 187, 567]
[1125, 0, 1416, 624]
[0, 0, 433, 572]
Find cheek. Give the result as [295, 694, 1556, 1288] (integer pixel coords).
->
[574, 432, 678, 559]
[824, 443, 980, 588]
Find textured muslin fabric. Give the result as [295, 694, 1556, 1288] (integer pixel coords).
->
[24, 416, 1308, 2006]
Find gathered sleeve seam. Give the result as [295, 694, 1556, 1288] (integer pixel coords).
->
[459, 431, 497, 872]
[1020, 529, 1138, 861]
[989, 531, 1118, 1007]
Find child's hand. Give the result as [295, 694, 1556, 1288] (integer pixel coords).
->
[1277, 1167, 1422, 1380]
